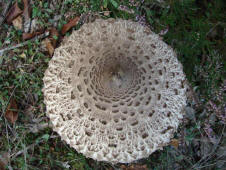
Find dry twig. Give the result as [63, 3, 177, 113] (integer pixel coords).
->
[10, 135, 58, 160]
[191, 125, 226, 169]
[0, 31, 49, 56]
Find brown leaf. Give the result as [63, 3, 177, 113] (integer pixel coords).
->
[170, 138, 179, 149]
[12, 15, 23, 30]
[4, 98, 18, 124]
[41, 38, 54, 56]
[0, 152, 10, 170]
[22, 29, 44, 40]
[61, 16, 80, 35]
[6, 1, 23, 24]
[120, 164, 148, 170]
[49, 27, 59, 48]
[0, 161, 5, 170]
[40, 28, 59, 56]
[22, 0, 31, 33]
[45, 38, 55, 56]
[22, 0, 31, 20]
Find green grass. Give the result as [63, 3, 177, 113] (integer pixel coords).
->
[0, 0, 225, 169]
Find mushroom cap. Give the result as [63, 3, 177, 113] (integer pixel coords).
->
[43, 18, 187, 163]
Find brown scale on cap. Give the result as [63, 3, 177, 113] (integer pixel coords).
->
[43, 18, 187, 163]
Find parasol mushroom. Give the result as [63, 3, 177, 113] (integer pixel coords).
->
[43, 18, 187, 163]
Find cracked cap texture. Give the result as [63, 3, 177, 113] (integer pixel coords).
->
[43, 18, 187, 163]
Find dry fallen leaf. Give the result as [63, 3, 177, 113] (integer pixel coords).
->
[12, 15, 23, 30]
[22, 29, 44, 40]
[40, 28, 59, 56]
[49, 27, 59, 48]
[6, 1, 23, 24]
[22, 0, 31, 33]
[45, 38, 55, 56]
[170, 138, 179, 149]
[22, 0, 31, 20]
[61, 16, 80, 35]
[0, 152, 10, 170]
[4, 98, 18, 124]
[41, 38, 54, 56]
[27, 19, 41, 33]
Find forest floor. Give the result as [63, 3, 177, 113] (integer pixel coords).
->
[0, 0, 225, 169]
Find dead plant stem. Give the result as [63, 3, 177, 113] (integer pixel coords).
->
[191, 124, 225, 169]
[0, 31, 49, 56]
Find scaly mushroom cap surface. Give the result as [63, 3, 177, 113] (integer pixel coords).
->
[43, 18, 187, 163]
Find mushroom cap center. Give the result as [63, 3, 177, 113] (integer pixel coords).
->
[98, 55, 139, 96]
[109, 65, 124, 88]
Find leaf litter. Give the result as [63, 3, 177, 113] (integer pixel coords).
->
[12, 15, 23, 30]
[61, 16, 80, 35]
[6, 1, 22, 24]
[0, 152, 10, 170]
[4, 98, 18, 124]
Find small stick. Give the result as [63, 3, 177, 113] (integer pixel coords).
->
[10, 135, 58, 159]
[11, 143, 35, 160]
[191, 124, 225, 169]
[0, 31, 49, 56]
[206, 22, 220, 36]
